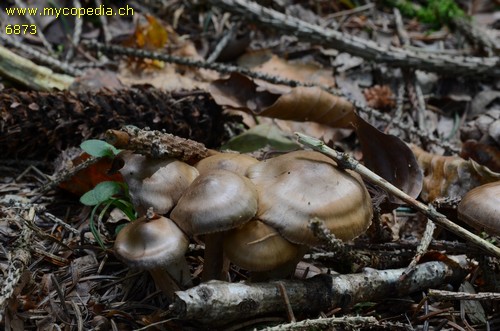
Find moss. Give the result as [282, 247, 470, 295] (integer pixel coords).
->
[389, 0, 467, 27]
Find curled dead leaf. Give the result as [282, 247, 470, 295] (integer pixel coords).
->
[209, 73, 357, 127]
[411, 144, 500, 202]
[209, 73, 422, 201]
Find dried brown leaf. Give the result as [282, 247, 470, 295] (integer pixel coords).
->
[239, 53, 336, 87]
[355, 118, 423, 202]
[411, 144, 500, 202]
[210, 73, 423, 200]
[210, 73, 356, 127]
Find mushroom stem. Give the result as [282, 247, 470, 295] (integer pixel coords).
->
[148, 256, 193, 299]
[167, 257, 194, 288]
[202, 233, 228, 281]
[149, 268, 181, 300]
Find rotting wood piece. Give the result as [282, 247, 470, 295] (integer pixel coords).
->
[106, 126, 218, 164]
[170, 259, 470, 325]
[0, 88, 240, 161]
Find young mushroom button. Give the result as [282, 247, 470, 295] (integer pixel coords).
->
[170, 169, 258, 281]
[113, 213, 192, 300]
[458, 181, 500, 236]
[247, 150, 373, 246]
[118, 152, 199, 215]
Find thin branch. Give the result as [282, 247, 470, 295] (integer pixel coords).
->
[170, 259, 469, 325]
[428, 289, 500, 301]
[295, 132, 500, 258]
[208, 0, 500, 77]
[84, 41, 460, 153]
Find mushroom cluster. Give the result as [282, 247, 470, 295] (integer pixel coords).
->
[224, 150, 373, 278]
[114, 150, 373, 289]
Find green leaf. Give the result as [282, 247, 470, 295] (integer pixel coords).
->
[80, 139, 120, 157]
[80, 181, 122, 206]
[221, 124, 299, 153]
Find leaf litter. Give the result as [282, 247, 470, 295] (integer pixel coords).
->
[1, 0, 500, 330]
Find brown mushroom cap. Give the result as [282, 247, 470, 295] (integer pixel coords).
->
[247, 150, 373, 246]
[458, 181, 500, 235]
[119, 153, 199, 215]
[114, 214, 189, 269]
[223, 220, 302, 272]
[195, 153, 259, 176]
[170, 169, 258, 235]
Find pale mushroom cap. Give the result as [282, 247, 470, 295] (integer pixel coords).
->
[170, 169, 258, 235]
[247, 150, 373, 246]
[195, 153, 259, 176]
[119, 153, 199, 214]
[458, 181, 500, 235]
[114, 215, 189, 270]
[223, 220, 301, 272]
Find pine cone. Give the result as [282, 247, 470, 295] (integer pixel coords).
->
[0, 87, 241, 161]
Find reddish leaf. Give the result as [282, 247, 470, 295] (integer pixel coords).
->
[59, 153, 124, 196]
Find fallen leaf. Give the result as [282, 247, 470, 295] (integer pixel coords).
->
[221, 123, 299, 153]
[210, 73, 356, 127]
[210, 73, 423, 200]
[58, 152, 124, 197]
[411, 144, 500, 202]
[354, 118, 423, 202]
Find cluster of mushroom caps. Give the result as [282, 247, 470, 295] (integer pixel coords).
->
[113, 149, 374, 298]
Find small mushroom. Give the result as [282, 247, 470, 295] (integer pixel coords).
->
[247, 150, 373, 246]
[223, 220, 306, 280]
[195, 153, 259, 176]
[118, 152, 199, 215]
[114, 212, 192, 299]
[171, 169, 258, 281]
[458, 181, 500, 235]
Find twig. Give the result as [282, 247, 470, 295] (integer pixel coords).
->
[261, 316, 380, 331]
[206, 23, 237, 63]
[0, 35, 82, 77]
[208, 0, 500, 77]
[41, 212, 81, 237]
[276, 282, 296, 323]
[13, 0, 54, 55]
[94, 0, 111, 43]
[84, 41, 460, 154]
[50, 273, 70, 317]
[307, 218, 361, 265]
[170, 259, 469, 325]
[0, 207, 34, 322]
[65, 0, 83, 62]
[295, 132, 500, 258]
[105, 126, 216, 163]
[30, 156, 99, 202]
[452, 17, 499, 56]
[428, 289, 500, 301]
[394, 8, 428, 136]
[400, 219, 436, 280]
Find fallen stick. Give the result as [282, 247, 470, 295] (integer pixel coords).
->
[208, 0, 500, 77]
[170, 259, 469, 325]
[295, 132, 500, 258]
